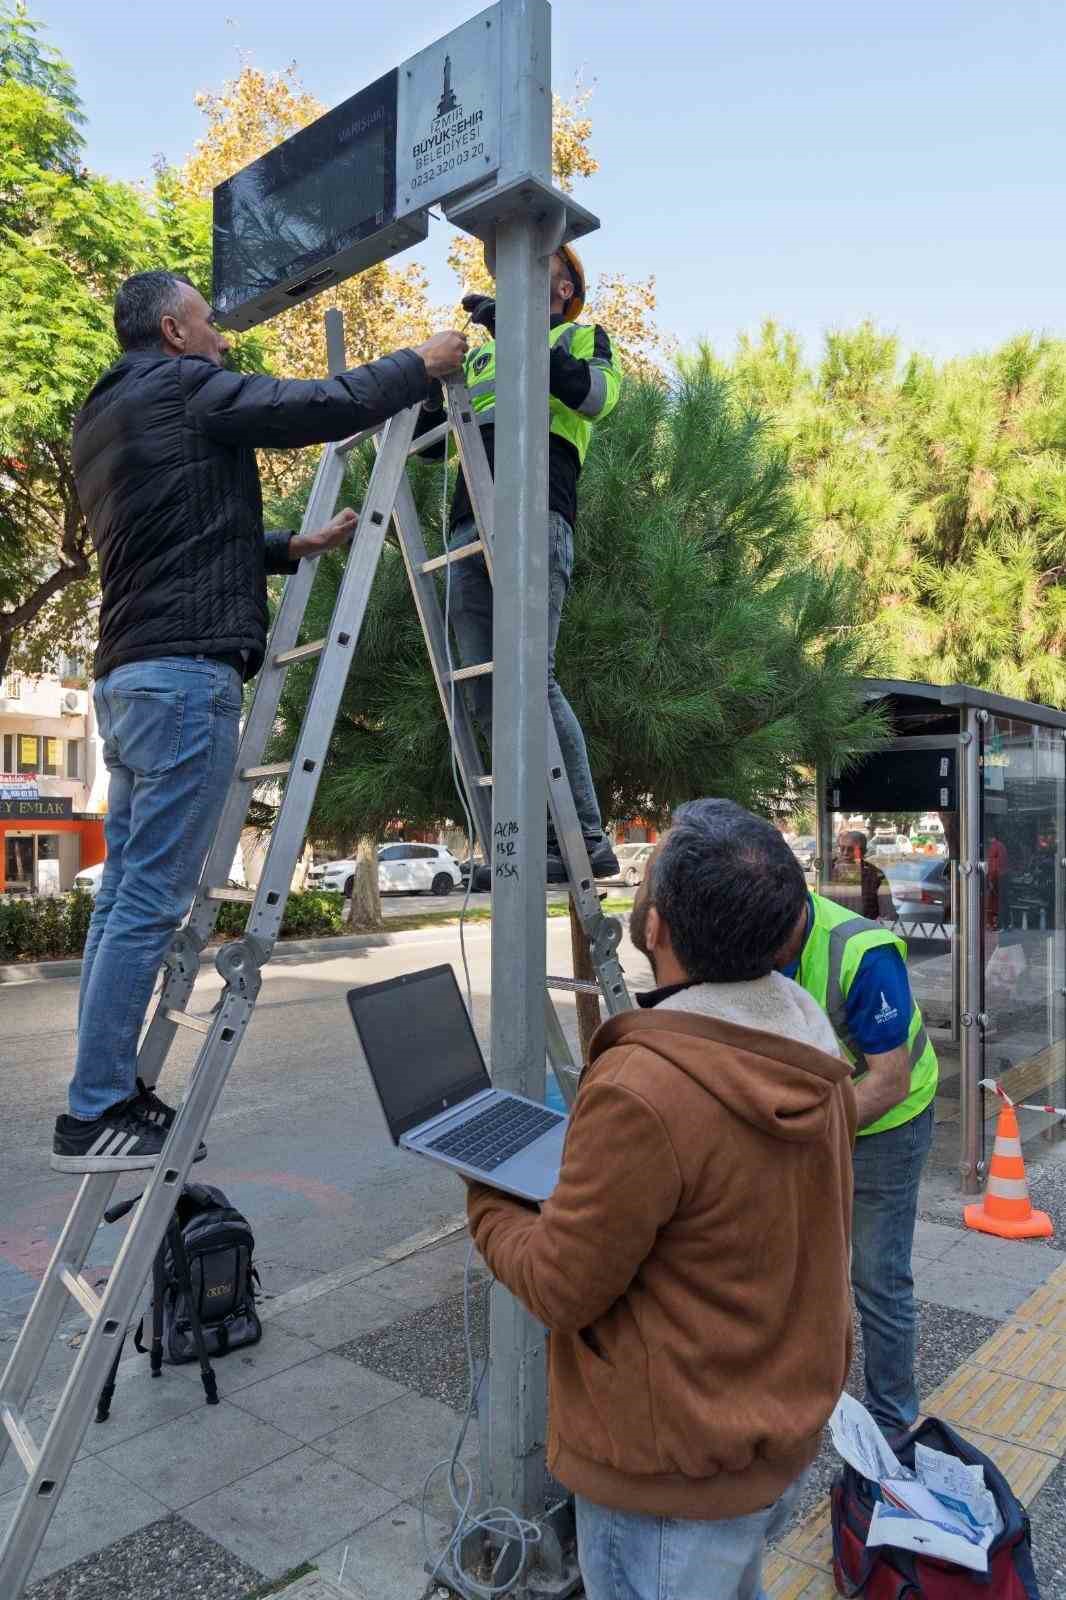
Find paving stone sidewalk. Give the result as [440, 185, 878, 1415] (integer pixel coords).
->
[6, 1161, 1066, 1600]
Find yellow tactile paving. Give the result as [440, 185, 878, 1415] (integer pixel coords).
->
[1010, 1261, 1066, 1334]
[958, 1426, 1060, 1503]
[971, 1320, 1066, 1390]
[763, 1552, 839, 1599]
[927, 1363, 1066, 1454]
[779, 1504, 833, 1568]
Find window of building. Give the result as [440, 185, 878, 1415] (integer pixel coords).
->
[42, 738, 62, 776]
[17, 735, 38, 774]
[66, 740, 82, 780]
[2, 675, 22, 699]
[2, 734, 12, 772]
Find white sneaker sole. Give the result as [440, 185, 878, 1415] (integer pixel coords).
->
[50, 1144, 207, 1174]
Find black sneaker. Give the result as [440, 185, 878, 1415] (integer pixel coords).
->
[136, 1079, 208, 1163]
[546, 838, 620, 883]
[52, 1099, 169, 1173]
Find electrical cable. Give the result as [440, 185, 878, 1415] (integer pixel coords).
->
[424, 363, 541, 1598]
[421, 1241, 541, 1597]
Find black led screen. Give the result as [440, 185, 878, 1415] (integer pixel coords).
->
[212, 71, 398, 324]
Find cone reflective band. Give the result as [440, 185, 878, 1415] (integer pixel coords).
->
[964, 1099, 1054, 1240]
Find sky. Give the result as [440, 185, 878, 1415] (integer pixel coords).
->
[34, 0, 1066, 363]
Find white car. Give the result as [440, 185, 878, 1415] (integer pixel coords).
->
[72, 861, 105, 896]
[318, 843, 463, 897]
[604, 842, 655, 888]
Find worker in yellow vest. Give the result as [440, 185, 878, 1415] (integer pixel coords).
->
[775, 889, 938, 1438]
[417, 244, 623, 882]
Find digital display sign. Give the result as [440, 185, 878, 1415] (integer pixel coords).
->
[212, 70, 427, 331]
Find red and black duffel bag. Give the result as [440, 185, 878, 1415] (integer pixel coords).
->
[830, 1416, 1040, 1598]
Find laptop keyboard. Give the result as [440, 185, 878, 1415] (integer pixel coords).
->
[426, 1098, 562, 1172]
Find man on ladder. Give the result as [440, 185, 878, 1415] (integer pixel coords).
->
[418, 244, 623, 882]
[53, 268, 468, 1174]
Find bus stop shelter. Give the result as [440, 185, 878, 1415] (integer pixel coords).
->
[817, 678, 1066, 1195]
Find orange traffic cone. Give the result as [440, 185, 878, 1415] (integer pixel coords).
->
[964, 1102, 1054, 1239]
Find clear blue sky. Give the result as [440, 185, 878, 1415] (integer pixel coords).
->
[35, 0, 1066, 362]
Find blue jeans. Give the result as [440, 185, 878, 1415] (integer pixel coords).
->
[69, 657, 241, 1120]
[851, 1105, 934, 1434]
[445, 514, 603, 839]
[575, 1474, 806, 1600]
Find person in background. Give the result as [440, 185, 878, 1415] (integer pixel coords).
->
[776, 856, 938, 1440]
[834, 829, 890, 921]
[468, 800, 855, 1600]
[53, 269, 467, 1174]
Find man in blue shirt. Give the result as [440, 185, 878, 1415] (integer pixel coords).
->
[776, 890, 938, 1437]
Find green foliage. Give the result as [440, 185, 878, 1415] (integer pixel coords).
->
[709, 321, 1066, 705]
[0, 890, 91, 961]
[265, 371, 884, 838]
[213, 889, 346, 940]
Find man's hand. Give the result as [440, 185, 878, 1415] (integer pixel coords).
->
[415, 330, 468, 379]
[289, 506, 357, 562]
[461, 293, 496, 334]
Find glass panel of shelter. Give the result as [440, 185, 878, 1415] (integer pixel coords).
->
[979, 716, 1066, 1165]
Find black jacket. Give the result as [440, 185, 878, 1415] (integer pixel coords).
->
[73, 348, 431, 681]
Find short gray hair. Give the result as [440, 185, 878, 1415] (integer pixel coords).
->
[113, 271, 194, 352]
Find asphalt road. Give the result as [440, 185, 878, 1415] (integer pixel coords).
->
[0, 909, 651, 1383]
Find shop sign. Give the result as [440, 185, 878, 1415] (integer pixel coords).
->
[0, 796, 72, 820]
[0, 772, 39, 801]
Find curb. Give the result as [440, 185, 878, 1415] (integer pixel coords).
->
[0, 922, 495, 986]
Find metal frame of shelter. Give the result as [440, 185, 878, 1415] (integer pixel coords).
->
[0, 4, 599, 1595]
[819, 677, 1066, 1197]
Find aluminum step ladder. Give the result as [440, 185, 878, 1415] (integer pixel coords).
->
[0, 361, 630, 1596]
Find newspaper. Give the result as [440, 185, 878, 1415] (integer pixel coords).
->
[829, 1394, 998, 1573]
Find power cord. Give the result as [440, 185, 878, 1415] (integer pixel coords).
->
[421, 1240, 541, 1597]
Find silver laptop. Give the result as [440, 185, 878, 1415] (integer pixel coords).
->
[347, 964, 567, 1202]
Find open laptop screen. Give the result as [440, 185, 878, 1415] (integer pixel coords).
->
[347, 965, 491, 1142]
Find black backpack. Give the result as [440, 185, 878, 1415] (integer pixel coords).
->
[138, 1183, 262, 1364]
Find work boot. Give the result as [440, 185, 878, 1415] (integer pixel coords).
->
[546, 837, 620, 883]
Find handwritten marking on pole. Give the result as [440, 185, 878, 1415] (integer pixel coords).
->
[494, 818, 520, 880]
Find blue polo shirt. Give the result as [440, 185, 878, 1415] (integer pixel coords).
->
[781, 897, 912, 1055]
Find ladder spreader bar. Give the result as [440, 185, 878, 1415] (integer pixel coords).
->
[240, 762, 292, 781]
[58, 1270, 101, 1321]
[407, 419, 450, 456]
[165, 1010, 212, 1035]
[420, 541, 482, 574]
[447, 662, 493, 682]
[1, 1407, 38, 1475]
[274, 639, 325, 666]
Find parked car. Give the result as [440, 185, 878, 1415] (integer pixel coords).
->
[458, 856, 492, 892]
[72, 861, 105, 896]
[603, 842, 655, 888]
[884, 858, 951, 931]
[869, 832, 914, 859]
[319, 843, 463, 897]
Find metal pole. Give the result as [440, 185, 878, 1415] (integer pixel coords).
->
[483, 0, 553, 1539]
[959, 713, 983, 1194]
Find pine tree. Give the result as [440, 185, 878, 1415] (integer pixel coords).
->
[265, 369, 885, 848]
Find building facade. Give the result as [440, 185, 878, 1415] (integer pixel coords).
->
[0, 668, 106, 894]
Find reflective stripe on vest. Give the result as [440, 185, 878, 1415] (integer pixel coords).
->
[460, 322, 608, 465]
[799, 893, 939, 1137]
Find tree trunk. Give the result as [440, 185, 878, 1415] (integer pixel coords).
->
[569, 899, 602, 1066]
[347, 835, 383, 931]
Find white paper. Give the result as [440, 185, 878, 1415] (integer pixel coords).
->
[914, 1443, 999, 1534]
[868, 1502, 990, 1574]
[828, 1393, 909, 1483]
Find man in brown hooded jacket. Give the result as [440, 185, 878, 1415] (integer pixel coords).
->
[468, 799, 856, 1600]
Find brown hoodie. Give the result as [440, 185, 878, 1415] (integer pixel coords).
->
[467, 1003, 856, 1521]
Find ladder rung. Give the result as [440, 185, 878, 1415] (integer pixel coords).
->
[165, 1008, 213, 1035]
[547, 976, 603, 996]
[473, 775, 493, 787]
[240, 762, 292, 781]
[421, 540, 483, 574]
[206, 887, 256, 903]
[274, 638, 325, 666]
[59, 1269, 102, 1320]
[2, 1405, 39, 1474]
[448, 662, 493, 682]
[408, 419, 450, 456]
[336, 421, 383, 456]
